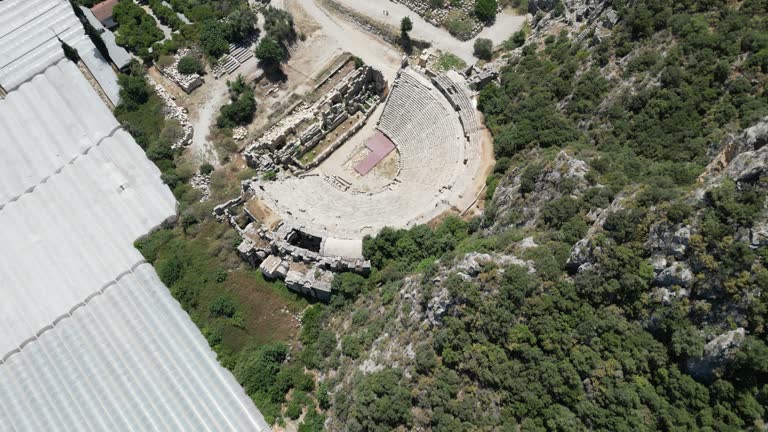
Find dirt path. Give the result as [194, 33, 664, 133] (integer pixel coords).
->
[187, 76, 227, 167]
[333, 0, 527, 63]
[146, 66, 224, 167]
[139, 3, 173, 41]
[464, 116, 496, 216]
[184, 54, 268, 167]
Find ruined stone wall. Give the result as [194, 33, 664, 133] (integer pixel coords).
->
[244, 66, 386, 173]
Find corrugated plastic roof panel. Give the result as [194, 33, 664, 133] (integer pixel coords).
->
[79, 6, 133, 71]
[0, 264, 270, 432]
[101, 29, 133, 69]
[0, 59, 176, 357]
[73, 37, 121, 105]
[0, 0, 89, 90]
[0, 60, 118, 205]
[0, 43, 269, 432]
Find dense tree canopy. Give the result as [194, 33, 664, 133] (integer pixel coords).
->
[262, 6, 296, 46]
[199, 19, 229, 58]
[112, 0, 164, 55]
[325, 0, 768, 430]
[338, 369, 412, 431]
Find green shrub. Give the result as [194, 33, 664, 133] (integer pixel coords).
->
[262, 170, 277, 181]
[148, 0, 182, 30]
[559, 215, 588, 244]
[209, 296, 237, 318]
[415, 344, 437, 374]
[511, 29, 526, 48]
[117, 73, 150, 109]
[363, 218, 469, 271]
[177, 55, 202, 75]
[706, 180, 764, 228]
[474, 38, 493, 60]
[603, 208, 646, 243]
[317, 382, 331, 409]
[519, 163, 541, 195]
[485, 173, 500, 201]
[235, 343, 289, 396]
[61, 41, 80, 62]
[200, 163, 215, 175]
[667, 202, 693, 224]
[263, 6, 296, 46]
[541, 196, 581, 229]
[436, 52, 467, 71]
[400, 16, 413, 33]
[223, 6, 258, 44]
[446, 12, 475, 40]
[199, 20, 229, 58]
[217, 89, 256, 128]
[298, 410, 326, 432]
[341, 335, 362, 358]
[156, 254, 184, 286]
[493, 157, 512, 174]
[475, 0, 498, 22]
[284, 391, 305, 419]
[343, 369, 412, 430]
[215, 268, 228, 283]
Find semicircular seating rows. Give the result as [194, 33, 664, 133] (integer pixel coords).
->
[256, 68, 475, 240]
[377, 69, 466, 188]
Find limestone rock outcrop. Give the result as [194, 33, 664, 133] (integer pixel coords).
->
[489, 150, 591, 232]
[687, 328, 746, 379]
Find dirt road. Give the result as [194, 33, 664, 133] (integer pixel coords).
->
[333, 0, 527, 63]
[277, 0, 402, 80]
[187, 77, 227, 167]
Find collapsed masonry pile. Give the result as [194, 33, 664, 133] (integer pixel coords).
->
[213, 198, 370, 302]
[283, 264, 334, 301]
[233, 126, 248, 141]
[241, 102, 314, 170]
[159, 49, 204, 93]
[249, 153, 278, 173]
[528, 0, 618, 45]
[236, 224, 371, 274]
[148, 77, 193, 149]
[190, 174, 211, 201]
[244, 66, 386, 172]
[251, 102, 316, 153]
[246, 225, 371, 304]
[466, 62, 499, 90]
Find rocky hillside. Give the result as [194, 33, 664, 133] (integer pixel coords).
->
[285, 0, 768, 430]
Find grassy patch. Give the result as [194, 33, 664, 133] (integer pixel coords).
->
[299, 148, 318, 165]
[115, 93, 166, 148]
[445, 11, 475, 40]
[435, 52, 467, 71]
[136, 220, 307, 367]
